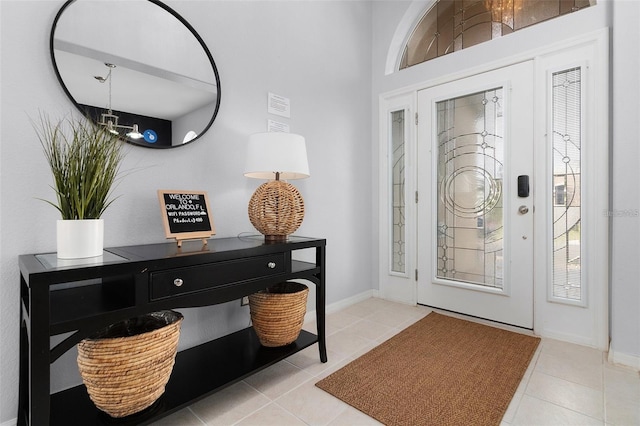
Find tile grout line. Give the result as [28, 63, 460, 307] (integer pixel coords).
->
[187, 407, 207, 425]
[523, 393, 605, 423]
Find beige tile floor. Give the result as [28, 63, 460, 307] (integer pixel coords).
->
[153, 298, 640, 426]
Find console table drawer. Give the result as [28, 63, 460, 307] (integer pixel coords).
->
[150, 254, 286, 300]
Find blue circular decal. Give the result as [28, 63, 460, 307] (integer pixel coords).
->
[143, 129, 158, 144]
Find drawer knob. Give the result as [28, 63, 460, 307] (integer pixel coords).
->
[267, 262, 276, 269]
[173, 278, 184, 287]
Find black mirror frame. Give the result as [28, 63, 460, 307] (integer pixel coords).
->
[50, 0, 222, 149]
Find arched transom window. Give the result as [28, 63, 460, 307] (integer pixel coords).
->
[400, 0, 594, 70]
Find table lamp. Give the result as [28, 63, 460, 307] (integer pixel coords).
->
[244, 132, 310, 242]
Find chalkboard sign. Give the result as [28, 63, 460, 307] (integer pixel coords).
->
[157, 190, 215, 246]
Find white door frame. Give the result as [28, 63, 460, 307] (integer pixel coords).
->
[378, 29, 609, 349]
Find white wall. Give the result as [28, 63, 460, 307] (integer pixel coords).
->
[0, 1, 373, 422]
[372, 0, 640, 366]
[610, 0, 640, 366]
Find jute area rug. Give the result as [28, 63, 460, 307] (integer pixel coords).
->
[316, 312, 540, 426]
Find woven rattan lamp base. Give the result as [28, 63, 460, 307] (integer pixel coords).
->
[248, 180, 305, 241]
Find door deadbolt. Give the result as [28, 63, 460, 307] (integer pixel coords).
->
[517, 175, 530, 197]
[518, 205, 529, 215]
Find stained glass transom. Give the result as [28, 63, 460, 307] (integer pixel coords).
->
[552, 67, 582, 301]
[391, 110, 406, 273]
[436, 88, 504, 288]
[400, 0, 594, 70]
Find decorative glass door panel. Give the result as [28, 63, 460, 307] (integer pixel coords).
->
[436, 88, 504, 289]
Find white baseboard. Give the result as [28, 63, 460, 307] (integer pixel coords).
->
[537, 328, 603, 350]
[304, 289, 377, 323]
[608, 344, 640, 371]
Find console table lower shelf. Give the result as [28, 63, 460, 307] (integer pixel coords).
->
[50, 327, 319, 425]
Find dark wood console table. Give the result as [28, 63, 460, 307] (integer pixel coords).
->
[18, 236, 326, 425]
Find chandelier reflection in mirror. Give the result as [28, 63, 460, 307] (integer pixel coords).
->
[93, 63, 143, 140]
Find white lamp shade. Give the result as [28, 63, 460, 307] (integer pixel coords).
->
[244, 132, 310, 180]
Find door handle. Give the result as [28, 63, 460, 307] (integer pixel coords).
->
[518, 175, 529, 197]
[519, 205, 529, 215]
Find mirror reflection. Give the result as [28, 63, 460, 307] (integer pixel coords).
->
[51, 0, 221, 148]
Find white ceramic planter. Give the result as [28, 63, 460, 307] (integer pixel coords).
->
[57, 219, 104, 259]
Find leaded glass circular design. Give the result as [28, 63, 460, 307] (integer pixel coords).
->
[440, 165, 502, 218]
[436, 87, 504, 289]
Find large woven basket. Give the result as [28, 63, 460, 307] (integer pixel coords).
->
[77, 310, 183, 418]
[249, 282, 309, 347]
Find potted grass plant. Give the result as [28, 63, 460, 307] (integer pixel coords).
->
[34, 113, 126, 259]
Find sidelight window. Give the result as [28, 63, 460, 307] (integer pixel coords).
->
[551, 67, 583, 303]
[390, 110, 407, 274]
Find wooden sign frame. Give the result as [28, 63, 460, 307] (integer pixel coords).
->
[157, 190, 215, 247]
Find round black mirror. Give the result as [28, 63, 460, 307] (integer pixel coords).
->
[50, 0, 221, 148]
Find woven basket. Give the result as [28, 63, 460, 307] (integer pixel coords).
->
[77, 310, 183, 418]
[249, 282, 309, 347]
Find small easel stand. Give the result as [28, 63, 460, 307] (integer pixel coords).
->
[175, 236, 211, 248]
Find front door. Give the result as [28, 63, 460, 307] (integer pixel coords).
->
[416, 61, 534, 329]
